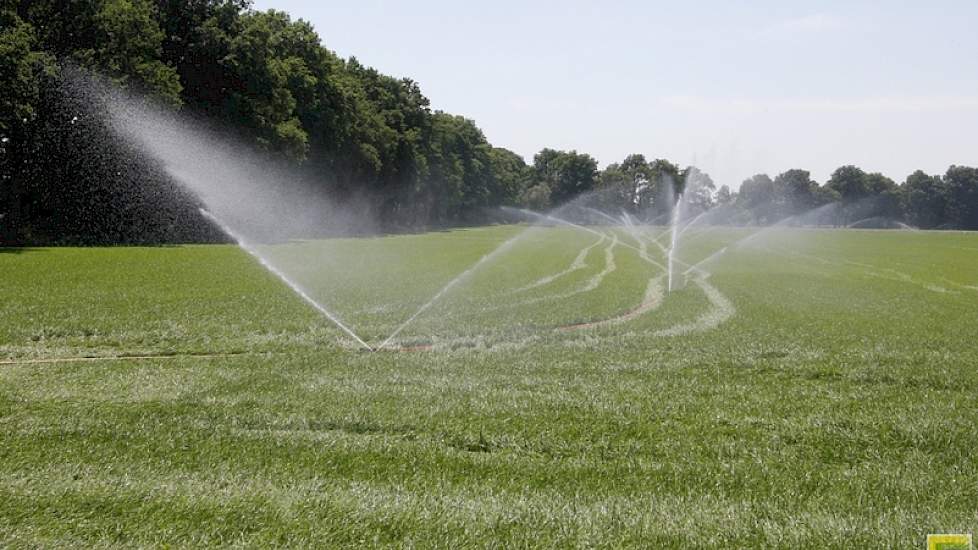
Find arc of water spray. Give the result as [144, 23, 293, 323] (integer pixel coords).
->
[614, 210, 645, 249]
[681, 203, 843, 277]
[578, 206, 649, 248]
[376, 229, 531, 350]
[200, 209, 373, 351]
[582, 207, 675, 269]
[642, 211, 673, 228]
[682, 248, 727, 277]
[677, 209, 712, 238]
[380, 203, 654, 350]
[510, 232, 606, 294]
[667, 193, 684, 292]
[579, 207, 648, 251]
[580, 206, 621, 226]
[681, 226, 783, 277]
[508, 207, 669, 272]
[620, 211, 670, 252]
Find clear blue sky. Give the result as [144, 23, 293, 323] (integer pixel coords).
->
[255, 0, 978, 189]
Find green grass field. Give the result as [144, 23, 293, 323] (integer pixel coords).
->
[2, 225, 977, 548]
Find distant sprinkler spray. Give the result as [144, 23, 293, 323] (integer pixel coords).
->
[505, 207, 667, 271]
[667, 193, 684, 292]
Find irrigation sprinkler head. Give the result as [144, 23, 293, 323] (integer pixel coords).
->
[667, 274, 688, 292]
[371, 342, 434, 353]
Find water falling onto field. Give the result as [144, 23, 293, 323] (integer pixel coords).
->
[377, 230, 532, 350]
[505, 206, 667, 271]
[199, 209, 373, 351]
[65, 73, 388, 346]
[73, 73, 862, 352]
[668, 193, 684, 292]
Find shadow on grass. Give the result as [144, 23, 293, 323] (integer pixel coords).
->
[0, 247, 45, 255]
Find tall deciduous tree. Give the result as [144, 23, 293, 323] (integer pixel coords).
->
[681, 166, 715, 214]
[644, 159, 681, 216]
[737, 174, 776, 224]
[944, 165, 978, 230]
[774, 169, 819, 215]
[0, 8, 42, 138]
[0, 7, 45, 243]
[488, 148, 530, 206]
[533, 149, 598, 206]
[902, 170, 946, 229]
[222, 10, 310, 158]
[827, 165, 869, 201]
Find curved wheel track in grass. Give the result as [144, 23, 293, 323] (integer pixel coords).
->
[510, 233, 607, 294]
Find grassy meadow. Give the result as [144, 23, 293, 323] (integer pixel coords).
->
[1, 225, 977, 548]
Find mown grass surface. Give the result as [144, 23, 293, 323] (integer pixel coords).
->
[1, 226, 977, 548]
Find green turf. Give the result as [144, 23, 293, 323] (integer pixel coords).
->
[1, 226, 977, 548]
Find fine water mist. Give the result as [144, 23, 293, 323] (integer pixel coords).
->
[668, 193, 684, 292]
[199, 209, 373, 351]
[68, 70, 898, 352]
[102, 93, 377, 243]
[75, 72, 377, 347]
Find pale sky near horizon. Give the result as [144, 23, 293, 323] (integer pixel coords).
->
[254, 1, 978, 189]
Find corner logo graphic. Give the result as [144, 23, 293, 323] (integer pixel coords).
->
[928, 534, 973, 550]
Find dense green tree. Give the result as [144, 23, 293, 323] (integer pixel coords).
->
[595, 163, 629, 212]
[93, 0, 182, 104]
[532, 148, 561, 187]
[826, 165, 870, 202]
[155, 0, 250, 111]
[864, 172, 901, 220]
[812, 185, 842, 225]
[23, 0, 181, 104]
[737, 174, 777, 223]
[825, 166, 903, 225]
[595, 154, 649, 212]
[220, 10, 311, 158]
[644, 158, 681, 216]
[715, 185, 734, 205]
[520, 182, 551, 211]
[826, 165, 870, 225]
[20, 0, 102, 59]
[902, 170, 946, 229]
[533, 149, 598, 206]
[0, 8, 42, 138]
[680, 166, 715, 214]
[944, 165, 978, 230]
[487, 148, 530, 206]
[421, 112, 495, 222]
[0, 7, 45, 243]
[774, 169, 819, 215]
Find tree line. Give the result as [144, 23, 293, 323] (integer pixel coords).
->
[530, 155, 978, 230]
[1, 0, 976, 245]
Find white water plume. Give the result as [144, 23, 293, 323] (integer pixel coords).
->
[377, 227, 539, 350]
[504, 207, 668, 271]
[199, 209, 372, 351]
[72, 72, 384, 350]
[668, 193, 684, 292]
[486, 231, 621, 310]
[580, 206, 621, 225]
[103, 93, 376, 243]
[682, 202, 843, 276]
[510, 232, 607, 293]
